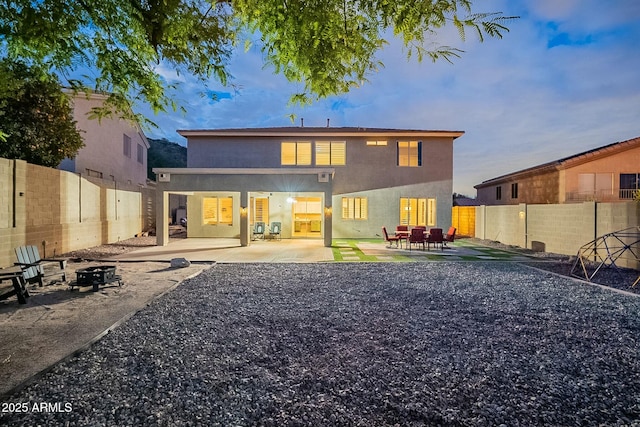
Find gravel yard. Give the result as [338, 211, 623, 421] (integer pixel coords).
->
[3, 263, 640, 426]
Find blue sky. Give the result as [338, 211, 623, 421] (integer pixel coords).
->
[138, 0, 640, 196]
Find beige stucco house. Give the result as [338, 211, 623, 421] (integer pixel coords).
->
[153, 127, 464, 246]
[475, 136, 640, 205]
[58, 92, 149, 187]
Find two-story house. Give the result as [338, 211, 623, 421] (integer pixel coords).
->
[475, 136, 640, 205]
[153, 127, 464, 247]
[58, 92, 149, 187]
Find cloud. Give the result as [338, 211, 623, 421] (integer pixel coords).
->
[138, 0, 640, 196]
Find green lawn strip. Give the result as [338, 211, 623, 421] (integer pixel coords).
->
[331, 240, 377, 261]
[332, 239, 415, 262]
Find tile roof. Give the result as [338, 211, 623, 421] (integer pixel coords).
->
[475, 136, 640, 188]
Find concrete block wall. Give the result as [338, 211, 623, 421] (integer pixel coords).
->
[475, 204, 526, 248]
[526, 203, 596, 255]
[25, 163, 61, 227]
[476, 201, 640, 267]
[0, 158, 149, 268]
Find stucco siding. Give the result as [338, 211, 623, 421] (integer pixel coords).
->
[62, 94, 149, 186]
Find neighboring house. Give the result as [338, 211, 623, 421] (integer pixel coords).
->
[58, 92, 149, 187]
[475, 136, 640, 205]
[453, 196, 480, 207]
[153, 127, 464, 246]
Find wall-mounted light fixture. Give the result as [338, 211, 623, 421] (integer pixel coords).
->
[240, 207, 248, 216]
[324, 206, 332, 216]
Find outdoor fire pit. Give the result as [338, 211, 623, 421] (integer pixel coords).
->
[73, 265, 122, 292]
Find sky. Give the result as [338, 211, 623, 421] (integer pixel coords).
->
[137, 0, 640, 197]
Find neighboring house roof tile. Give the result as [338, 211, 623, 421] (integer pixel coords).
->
[475, 136, 640, 189]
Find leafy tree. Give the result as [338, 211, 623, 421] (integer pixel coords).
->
[0, 0, 516, 120]
[0, 59, 84, 167]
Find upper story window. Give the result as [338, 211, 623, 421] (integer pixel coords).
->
[123, 134, 131, 158]
[496, 186, 502, 200]
[316, 141, 346, 165]
[397, 141, 422, 167]
[281, 141, 311, 165]
[511, 183, 518, 199]
[137, 143, 144, 164]
[620, 173, 640, 199]
[366, 140, 387, 146]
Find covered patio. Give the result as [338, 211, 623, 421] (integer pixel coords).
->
[153, 168, 335, 248]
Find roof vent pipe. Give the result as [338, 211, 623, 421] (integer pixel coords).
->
[327, 118, 330, 127]
[300, 117, 304, 127]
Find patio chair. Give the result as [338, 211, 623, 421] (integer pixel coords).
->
[395, 225, 410, 240]
[269, 222, 282, 240]
[443, 227, 457, 248]
[14, 245, 67, 287]
[382, 226, 402, 248]
[396, 225, 409, 234]
[252, 222, 266, 240]
[408, 228, 426, 251]
[426, 228, 444, 251]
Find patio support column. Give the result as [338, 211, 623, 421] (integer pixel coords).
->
[323, 188, 332, 247]
[156, 190, 169, 246]
[240, 191, 249, 246]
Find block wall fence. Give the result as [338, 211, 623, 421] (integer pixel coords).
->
[475, 202, 640, 267]
[0, 158, 155, 268]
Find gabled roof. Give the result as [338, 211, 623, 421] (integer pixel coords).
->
[475, 136, 640, 189]
[178, 127, 464, 139]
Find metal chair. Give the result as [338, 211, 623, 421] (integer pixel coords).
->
[252, 222, 266, 240]
[426, 228, 444, 251]
[269, 222, 282, 240]
[382, 226, 402, 248]
[408, 228, 426, 251]
[443, 227, 457, 248]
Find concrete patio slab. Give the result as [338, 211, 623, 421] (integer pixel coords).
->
[108, 238, 334, 263]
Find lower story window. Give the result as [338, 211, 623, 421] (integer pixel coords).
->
[400, 198, 436, 226]
[251, 197, 269, 223]
[342, 197, 368, 220]
[203, 196, 233, 225]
